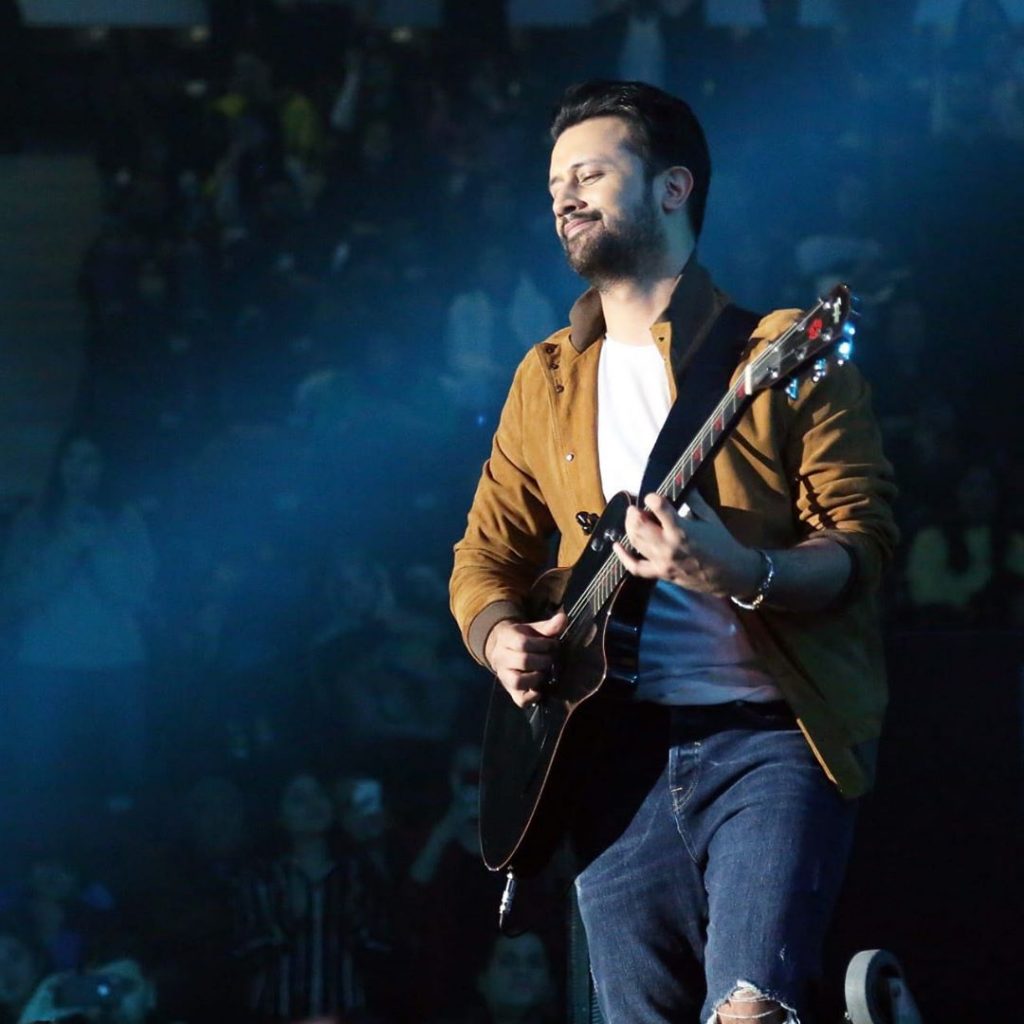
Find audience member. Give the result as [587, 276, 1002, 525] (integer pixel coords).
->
[233, 770, 394, 1022]
[430, 930, 558, 1024]
[15, 953, 156, 1024]
[0, 433, 155, 834]
[407, 744, 508, 1017]
[905, 462, 1024, 627]
[0, 856, 117, 976]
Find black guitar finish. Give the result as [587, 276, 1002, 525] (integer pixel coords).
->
[479, 495, 653, 875]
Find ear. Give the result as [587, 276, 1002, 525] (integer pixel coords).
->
[660, 166, 694, 214]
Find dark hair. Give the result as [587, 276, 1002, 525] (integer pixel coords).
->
[550, 80, 711, 238]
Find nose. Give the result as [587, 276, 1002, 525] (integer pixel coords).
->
[551, 181, 585, 220]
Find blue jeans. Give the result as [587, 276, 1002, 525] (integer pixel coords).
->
[571, 701, 857, 1024]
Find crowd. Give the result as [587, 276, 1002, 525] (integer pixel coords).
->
[1, 1, 1023, 1021]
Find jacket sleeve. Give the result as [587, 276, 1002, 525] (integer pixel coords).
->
[450, 353, 557, 666]
[781, 358, 899, 596]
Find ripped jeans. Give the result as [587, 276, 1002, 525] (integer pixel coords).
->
[571, 700, 857, 1024]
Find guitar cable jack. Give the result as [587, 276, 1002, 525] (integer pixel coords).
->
[498, 869, 518, 932]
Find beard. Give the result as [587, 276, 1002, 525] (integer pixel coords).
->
[561, 191, 666, 287]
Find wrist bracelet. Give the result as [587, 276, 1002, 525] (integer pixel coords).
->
[730, 549, 775, 611]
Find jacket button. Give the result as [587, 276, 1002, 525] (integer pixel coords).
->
[545, 343, 557, 353]
[554, 383, 564, 393]
[550, 361, 559, 370]
[565, 452, 575, 462]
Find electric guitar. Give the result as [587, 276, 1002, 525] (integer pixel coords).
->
[479, 284, 856, 894]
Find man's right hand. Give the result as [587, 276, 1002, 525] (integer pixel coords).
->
[485, 610, 567, 707]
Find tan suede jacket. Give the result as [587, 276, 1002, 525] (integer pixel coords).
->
[450, 261, 898, 797]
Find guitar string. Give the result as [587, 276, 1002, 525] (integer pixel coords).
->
[561, 370, 745, 636]
[559, 300, 837, 639]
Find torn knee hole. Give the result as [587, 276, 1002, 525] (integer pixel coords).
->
[715, 983, 789, 1023]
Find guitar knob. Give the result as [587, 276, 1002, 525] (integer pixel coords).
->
[786, 378, 800, 401]
[811, 358, 828, 383]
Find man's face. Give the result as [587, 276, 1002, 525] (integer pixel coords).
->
[549, 116, 665, 285]
[280, 774, 334, 838]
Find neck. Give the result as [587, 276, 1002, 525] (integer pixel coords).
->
[598, 239, 694, 346]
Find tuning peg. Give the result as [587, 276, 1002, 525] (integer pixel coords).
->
[786, 378, 800, 401]
[811, 358, 828, 383]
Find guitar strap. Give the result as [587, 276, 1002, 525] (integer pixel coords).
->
[638, 302, 762, 501]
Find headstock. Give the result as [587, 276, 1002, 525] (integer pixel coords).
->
[748, 284, 857, 399]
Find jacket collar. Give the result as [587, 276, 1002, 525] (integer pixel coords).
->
[566, 255, 727, 381]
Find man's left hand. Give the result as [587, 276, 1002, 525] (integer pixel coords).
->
[613, 491, 762, 598]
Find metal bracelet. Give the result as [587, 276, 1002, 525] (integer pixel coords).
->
[730, 549, 776, 611]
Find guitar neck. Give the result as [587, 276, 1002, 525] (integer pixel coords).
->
[653, 367, 756, 508]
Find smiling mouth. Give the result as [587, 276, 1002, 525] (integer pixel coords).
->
[564, 218, 597, 240]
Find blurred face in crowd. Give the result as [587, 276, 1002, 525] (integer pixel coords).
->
[549, 116, 668, 286]
[59, 438, 103, 504]
[477, 932, 552, 1017]
[335, 776, 387, 845]
[0, 934, 40, 1012]
[280, 774, 335, 839]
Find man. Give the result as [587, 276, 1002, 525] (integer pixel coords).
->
[450, 81, 897, 1024]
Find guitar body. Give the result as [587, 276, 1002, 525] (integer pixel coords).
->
[479, 492, 654, 875]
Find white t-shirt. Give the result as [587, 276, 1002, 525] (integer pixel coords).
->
[597, 335, 781, 705]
